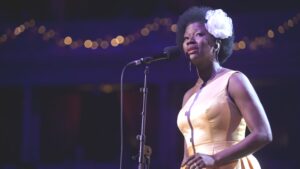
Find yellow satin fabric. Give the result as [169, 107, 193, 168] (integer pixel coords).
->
[177, 70, 261, 169]
[180, 154, 260, 169]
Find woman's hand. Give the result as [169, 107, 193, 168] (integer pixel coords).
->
[181, 153, 216, 169]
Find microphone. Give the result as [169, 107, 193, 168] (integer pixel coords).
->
[128, 46, 180, 66]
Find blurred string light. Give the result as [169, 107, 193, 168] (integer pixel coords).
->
[80, 83, 119, 94]
[0, 13, 299, 51]
[234, 12, 300, 51]
[0, 17, 176, 50]
[0, 19, 36, 44]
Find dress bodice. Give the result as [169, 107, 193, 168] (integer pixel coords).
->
[177, 70, 261, 169]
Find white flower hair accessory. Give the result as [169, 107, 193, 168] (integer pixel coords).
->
[205, 9, 233, 39]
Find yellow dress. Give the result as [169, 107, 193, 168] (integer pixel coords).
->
[177, 70, 261, 169]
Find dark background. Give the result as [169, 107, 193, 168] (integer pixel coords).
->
[0, 0, 299, 168]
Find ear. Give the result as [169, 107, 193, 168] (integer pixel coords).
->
[214, 40, 221, 62]
[214, 40, 221, 51]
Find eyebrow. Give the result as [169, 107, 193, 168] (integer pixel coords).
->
[184, 30, 204, 36]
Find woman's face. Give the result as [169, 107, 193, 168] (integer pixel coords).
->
[183, 22, 215, 65]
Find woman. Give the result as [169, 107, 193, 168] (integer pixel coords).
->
[176, 6, 272, 169]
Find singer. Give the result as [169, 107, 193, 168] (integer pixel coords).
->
[176, 6, 272, 169]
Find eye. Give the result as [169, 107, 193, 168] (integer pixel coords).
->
[195, 32, 205, 37]
[183, 36, 189, 42]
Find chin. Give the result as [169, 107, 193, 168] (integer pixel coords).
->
[189, 54, 202, 61]
[190, 57, 204, 65]
[189, 54, 198, 60]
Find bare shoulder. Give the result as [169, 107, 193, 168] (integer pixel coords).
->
[227, 71, 256, 100]
[229, 71, 252, 87]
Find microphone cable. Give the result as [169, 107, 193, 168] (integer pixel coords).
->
[119, 62, 132, 169]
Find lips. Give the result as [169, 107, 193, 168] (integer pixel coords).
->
[187, 47, 198, 54]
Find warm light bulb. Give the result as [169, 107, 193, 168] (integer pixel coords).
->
[111, 38, 119, 47]
[238, 41, 246, 49]
[84, 40, 93, 48]
[171, 24, 177, 32]
[64, 36, 73, 45]
[278, 26, 285, 34]
[14, 27, 22, 35]
[91, 41, 98, 49]
[19, 25, 25, 32]
[288, 19, 294, 27]
[140, 28, 150, 36]
[116, 35, 125, 44]
[267, 30, 274, 38]
[38, 26, 46, 34]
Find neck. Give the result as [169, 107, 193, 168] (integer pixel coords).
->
[196, 61, 222, 83]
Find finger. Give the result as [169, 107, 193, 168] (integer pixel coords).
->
[186, 154, 203, 166]
[185, 157, 199, 167]
[195, 160, 204, 168]
[191, 163, 200, 169]
[181, 155, 196, 166]
[186, 163, 194, 169]
[181, 158, 189, 166]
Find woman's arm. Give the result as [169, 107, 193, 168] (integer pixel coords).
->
[213, 72, 273, 165]
[182, 72, 272, 168]
[181, 141, 189, 167]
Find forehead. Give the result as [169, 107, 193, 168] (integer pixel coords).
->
[184, 22, 207, 34]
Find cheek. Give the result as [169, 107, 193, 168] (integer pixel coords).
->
[182, 43, 188, 54]
[198, 40, 212, 51]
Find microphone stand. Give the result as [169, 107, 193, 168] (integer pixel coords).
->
[137, 66, 152, 169]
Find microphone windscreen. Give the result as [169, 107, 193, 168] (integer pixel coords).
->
[164, 46, 181, 60]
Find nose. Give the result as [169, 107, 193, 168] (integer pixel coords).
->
[186, 36, 196, 45]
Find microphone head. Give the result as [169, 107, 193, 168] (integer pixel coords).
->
[163, 46, 181, 60]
